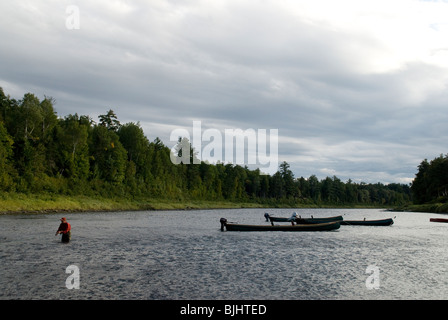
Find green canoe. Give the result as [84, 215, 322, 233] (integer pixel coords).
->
[221, 219, 340, 232]
[267, 214, 343, 224]
[340, 218, 394, 226]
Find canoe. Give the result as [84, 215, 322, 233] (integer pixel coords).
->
[268, 216, 294, 222]
[267, 215, 343, 224]
[221, 220, 341, 232]
[340, 218, 394, 226]
[430, 218, 448, 223]
[296, 215, 343, 224]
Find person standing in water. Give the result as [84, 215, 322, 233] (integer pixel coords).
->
[55, 217, 71, 243]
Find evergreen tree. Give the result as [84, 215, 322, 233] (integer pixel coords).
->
[411, 155, 448, 204]
[90, 124, 127, 184]
[55, 114, 90, 181]
[0, 121, 16, 190]
[411, 159, 430, 204]
[117, 122, 152, 183]
[99, 109, 121, 131]
[279, 161, 296, 198]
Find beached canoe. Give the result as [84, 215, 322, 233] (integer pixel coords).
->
[340, 218, 394, 226]
[430, 218, 448, 223]
[220, 219, 340, 232]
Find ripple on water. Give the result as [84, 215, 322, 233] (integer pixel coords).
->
[1, 209, 447, 299]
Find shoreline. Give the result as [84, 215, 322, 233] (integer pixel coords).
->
[2, 193, 446, 215]
[390, 203, 448, 214]
[0, 193, 276, 215]
[0, 193, 398, 215]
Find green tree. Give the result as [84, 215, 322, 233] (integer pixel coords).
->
[55, 114, 90, 181]
[308, 175, 321, 203]
[117, 122, 152, 183]
[171, 137, 200, 165]
[99, 109, 121, 131]
[10, 93, 50, 190]
[0, 88, 10, 123]
[411, 159, 430, 204]
[270, 171, 285, 199]
[40, 96, 58, 139]
[90, 125, 127, 184]
[0, 121, 16, 190]
[200, 162, 221, 199]
[245, 168, 261, 198]
[427, 155, 448, 200]
[279, 161, 296, 198]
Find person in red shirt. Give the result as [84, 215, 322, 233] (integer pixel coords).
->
[55, 217, 71, 243]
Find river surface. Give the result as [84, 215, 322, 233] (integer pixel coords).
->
[0, 208, 447, 300]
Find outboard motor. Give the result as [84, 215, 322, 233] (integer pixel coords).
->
[220, 218, 227, 231]
[264, 212, 270, 222]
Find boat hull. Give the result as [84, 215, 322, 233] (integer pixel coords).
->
[430, 218, 448, 223]
[340, 218, 394, 226]
[224, 221, 340, 232]
[269, 215, 343, 224]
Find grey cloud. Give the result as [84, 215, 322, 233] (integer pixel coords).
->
[1, 0, 447, 183]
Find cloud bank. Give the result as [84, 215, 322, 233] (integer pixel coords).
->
[1, 0, 448, 183]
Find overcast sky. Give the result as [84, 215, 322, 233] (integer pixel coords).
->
[1, 0, 448, 184]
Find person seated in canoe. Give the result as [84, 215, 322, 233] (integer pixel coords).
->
[287, 212, 298, 225]
[264, 213, 270, 221]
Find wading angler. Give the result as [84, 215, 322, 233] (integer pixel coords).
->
[55, 217, 71, 243]
[170, 121, 278, 175]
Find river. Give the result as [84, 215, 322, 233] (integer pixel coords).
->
[0, 208, 447, 300]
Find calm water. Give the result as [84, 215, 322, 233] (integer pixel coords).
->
[0, 208, 447, 300]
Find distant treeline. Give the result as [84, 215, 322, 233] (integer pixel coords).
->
[411, 154, 448, 205]
[0, 88, 412, 206]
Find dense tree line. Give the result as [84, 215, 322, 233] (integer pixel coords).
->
[0, 88, 411, 206]
[411, 154, 448, 204]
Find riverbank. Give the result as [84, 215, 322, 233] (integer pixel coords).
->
[0, 193, 270, 214]
[0, 192, 395, 214]
[392, 202, 448, 214]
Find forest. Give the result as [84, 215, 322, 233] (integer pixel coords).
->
[0, 88, 413, 208]
[411, 154, 448, 205]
